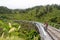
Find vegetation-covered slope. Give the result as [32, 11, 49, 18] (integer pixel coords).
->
[0, 4, 60, 29]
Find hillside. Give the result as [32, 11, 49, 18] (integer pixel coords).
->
[0, 4, 60, 29]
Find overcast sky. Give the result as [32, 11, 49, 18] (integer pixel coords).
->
[0, 0, 60, 9]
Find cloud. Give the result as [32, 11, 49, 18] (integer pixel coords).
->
[0, 0, 60, 9]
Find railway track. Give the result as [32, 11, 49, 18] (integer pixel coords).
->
[36, 23, 60, 40]
[48, 26, 60, 33]
[14, 20, 60, 40]
[35, 22, 54, 40]
[47, 26, 60, 40]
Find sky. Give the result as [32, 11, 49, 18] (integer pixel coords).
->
[0, 0, 60, 9]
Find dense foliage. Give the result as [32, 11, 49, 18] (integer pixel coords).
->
[0, 20, 40, 40]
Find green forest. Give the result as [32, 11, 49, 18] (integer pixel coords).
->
[0, 4, 60, 28]
[0, 4, 60, 40]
